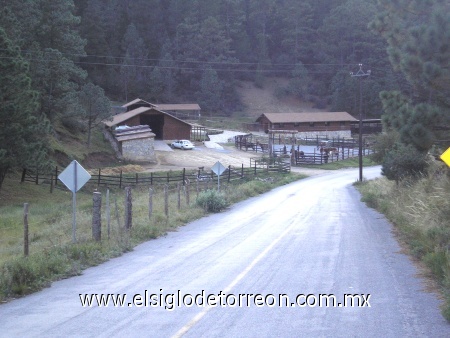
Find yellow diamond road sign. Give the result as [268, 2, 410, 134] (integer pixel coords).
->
[441, 147, 450, 167]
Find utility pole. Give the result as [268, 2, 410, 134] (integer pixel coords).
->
[350, 64, 371, 182]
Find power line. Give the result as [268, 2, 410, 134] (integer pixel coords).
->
[0, 47, 363, 68]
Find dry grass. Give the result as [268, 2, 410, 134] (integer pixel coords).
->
[0, 171, 304, 301]
[357, 162, 450, 320]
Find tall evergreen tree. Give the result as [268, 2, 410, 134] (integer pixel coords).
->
[372, 0, 450, 150]
[0, 28, 50, 189]
[77, 83, 112, 147]
[120, 23, 149, 101]
[198, 67, 224, 112]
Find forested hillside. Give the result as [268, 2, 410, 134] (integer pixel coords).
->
[75, 0, 401, 116]
[0, 0, 448, 188]
[1, 0, 403, 118]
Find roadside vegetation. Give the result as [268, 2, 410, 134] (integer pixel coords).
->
[305, 156, 376, 171]
[0, 171, 304, 302]
[357, 132, 450, 320]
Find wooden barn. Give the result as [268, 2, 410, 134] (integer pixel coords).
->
[104, 99, 192, 140]
[155, 104, 201, 120]
[256, 112, 358, 138]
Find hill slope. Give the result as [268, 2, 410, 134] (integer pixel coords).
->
[237, 78, 325, 118]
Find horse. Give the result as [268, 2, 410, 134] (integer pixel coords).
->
[320, 147, 338, 156]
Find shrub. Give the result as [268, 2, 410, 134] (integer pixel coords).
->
[196, 189, 228, 212]
[370, 131, 400, 163]
[381, 143, 429, 183]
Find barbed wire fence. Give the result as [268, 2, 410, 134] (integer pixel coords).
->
[1, 162, 287, 260]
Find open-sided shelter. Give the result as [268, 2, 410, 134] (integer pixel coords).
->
[104, 99, 192, 140]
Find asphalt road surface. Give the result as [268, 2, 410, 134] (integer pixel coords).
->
[1, 166, 449, 337]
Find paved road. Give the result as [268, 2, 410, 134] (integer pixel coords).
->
[1, 167, 449, 337]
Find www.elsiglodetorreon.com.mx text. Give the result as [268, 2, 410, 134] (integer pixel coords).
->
[79, 290, 371, 310]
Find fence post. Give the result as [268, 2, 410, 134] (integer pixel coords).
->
[136, 173, 139, 185]
[177, 182, 181, 210]
[185, 180, 190, 206]
[124, 186, 132, 230]
[114, 195, 121, 228]
[228, 165, 231, 182]
[149, 187, 153, 219]
[167, 172, 170, 183]
[182, 168, 186, 185]
[97, 168, 101, 187]
[23, 203, 29, 256]
[21, 168, 26, 183]
[92, 192, 102, 241]
[150, 172, 153, 185]
[119, 170, 123, 189]
[106, 189, 111, 239]
[164, 185, 169, 217]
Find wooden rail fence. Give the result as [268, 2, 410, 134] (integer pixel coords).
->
[20, 162, 291, 192]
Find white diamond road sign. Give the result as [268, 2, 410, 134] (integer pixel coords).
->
[58, 160, 91, 193]
[211, 161, 226, 176]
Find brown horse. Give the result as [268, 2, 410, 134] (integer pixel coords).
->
[320, 147, 338, 156]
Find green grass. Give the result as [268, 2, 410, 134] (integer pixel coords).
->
[297, 156, 376, 170]
[356, 164, 450, 321]
[0, 170, 305, 301]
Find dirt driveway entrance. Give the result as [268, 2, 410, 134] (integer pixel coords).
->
[143, 142, 260, 172]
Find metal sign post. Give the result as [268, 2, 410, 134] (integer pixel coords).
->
[58, 160, 91, 243]
[211, 161, 226, 191]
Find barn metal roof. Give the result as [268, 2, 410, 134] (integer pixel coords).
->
[104, 107, 150, 127]
[256, 112, 358, 123]
[121, 98, 156, 108]
[103, 106, 193, 128]
[156, 104, 201, 111]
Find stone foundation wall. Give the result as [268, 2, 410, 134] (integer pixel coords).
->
[122, 138, 156, 162]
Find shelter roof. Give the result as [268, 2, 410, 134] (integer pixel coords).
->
[156, 104, 201, 111]
[104, 107, 150, 127]
[122, 98, 156, 108]
[256, 112, 358, 123]
[104, 106, 193, 128]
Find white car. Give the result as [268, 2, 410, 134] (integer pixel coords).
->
[170, 140, 195, 150]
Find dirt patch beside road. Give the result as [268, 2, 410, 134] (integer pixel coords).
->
[142, 142, 326, 177]
[143, 144, 261, 172]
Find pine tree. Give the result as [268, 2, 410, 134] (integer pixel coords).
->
[198, 67, 223, 112]
[0, 28, 50, 189]
[77, 83, 112, 147]
[120, 23, 149, 101]
[372, 0, 450, 151]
